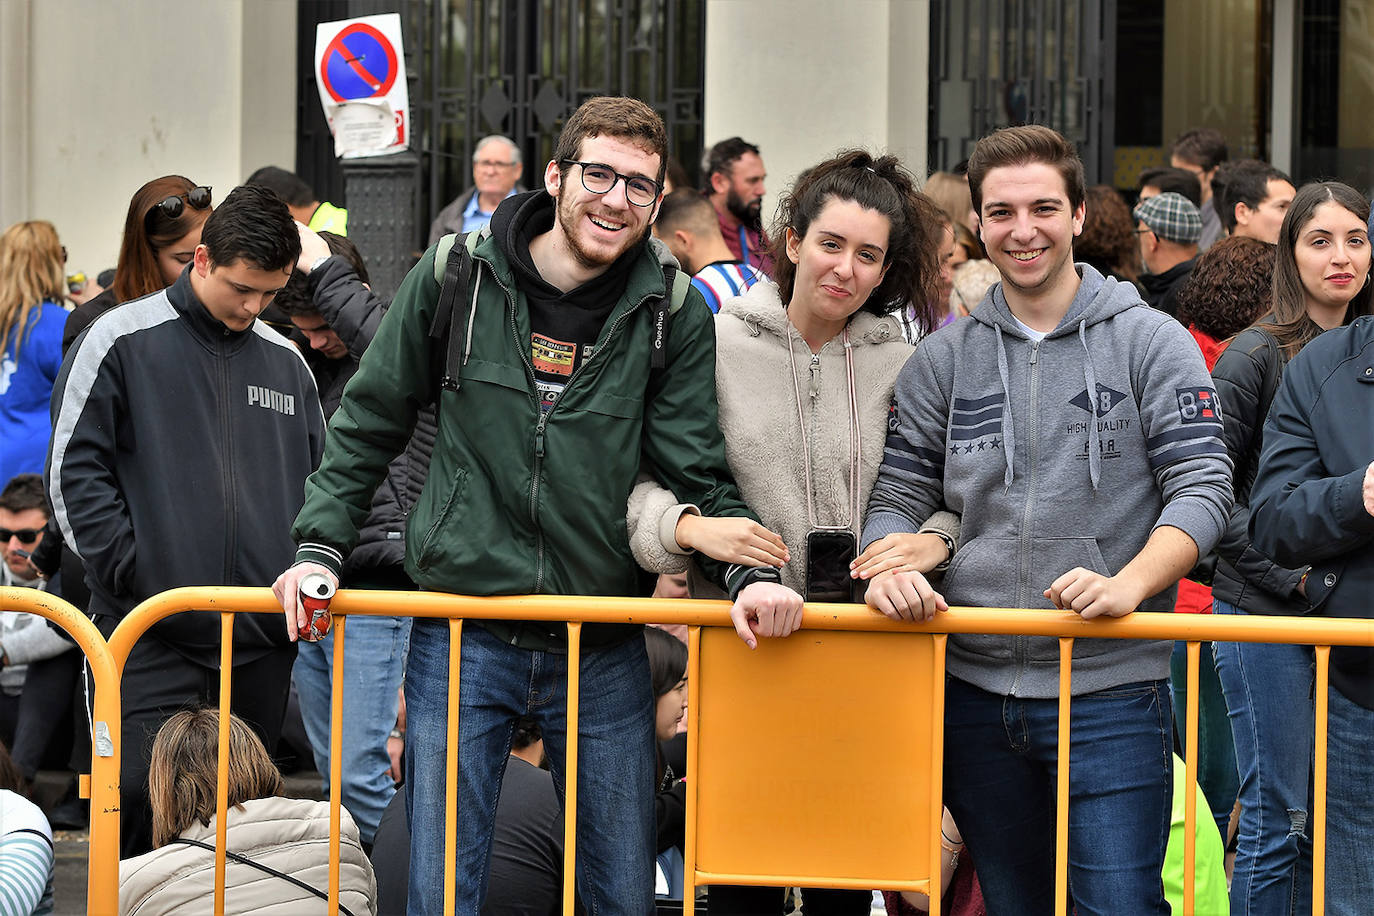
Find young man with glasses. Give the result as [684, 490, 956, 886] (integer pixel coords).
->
[275, 96, 802, 915]
[427, 134, 527, 243]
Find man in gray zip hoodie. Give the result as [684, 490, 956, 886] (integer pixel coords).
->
[862, 126, 1232, 914]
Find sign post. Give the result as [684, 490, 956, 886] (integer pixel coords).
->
[314, 13, 409, 158]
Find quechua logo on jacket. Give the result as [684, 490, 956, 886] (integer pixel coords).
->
[947, 392, 1004, 456]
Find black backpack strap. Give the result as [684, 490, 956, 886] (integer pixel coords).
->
[169, 836, 358, 916]
[650, 265, 692, 370]
[427, 230, 486, 394]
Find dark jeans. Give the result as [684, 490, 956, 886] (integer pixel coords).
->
[0, 648, 82, 782]
[113, 626, 295, 857]
[943, 675, 1173, 916]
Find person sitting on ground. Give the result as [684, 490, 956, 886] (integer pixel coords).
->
[246, 166, 347, 235]
[119, 708, 376, 915]
[644, 626, 689, 900]
[0, 474, 79, 792]
[369, 714, 564, 916]
[0, 740, 54, 916]
[651, 190, 766, 313]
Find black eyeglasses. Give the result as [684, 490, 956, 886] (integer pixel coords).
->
[0, 528, 41, 545]
[560, 160, 661, 207]
[146, 186, 213, 228]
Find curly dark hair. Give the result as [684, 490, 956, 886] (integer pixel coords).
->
[1175, 236, 1275, 340]
[1075, 186, 1139, 282]
[768, 149, 944, 331]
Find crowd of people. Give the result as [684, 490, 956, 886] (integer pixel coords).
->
[0, 97, 1371, 916]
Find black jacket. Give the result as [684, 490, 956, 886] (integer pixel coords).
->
[1250, 315, 1374, 709]
[1139, 258, 1196, 318]
[301, 256, 437, 578]
[47, 269, 325, 664]
[1210, 325, 1308, 614]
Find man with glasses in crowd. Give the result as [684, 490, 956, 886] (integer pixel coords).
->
[428, 134, 526, 244]
[275, 95, 802, 914]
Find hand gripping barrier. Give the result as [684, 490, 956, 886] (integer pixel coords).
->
[15, 582, 1374, 915]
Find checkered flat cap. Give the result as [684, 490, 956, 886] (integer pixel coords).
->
[1133, 192, 1202, 245]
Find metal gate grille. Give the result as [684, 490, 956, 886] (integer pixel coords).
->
[406, 0, 705, 241]
[929, 0, 1115, 183]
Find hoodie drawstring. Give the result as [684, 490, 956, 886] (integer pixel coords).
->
[1079, 320, 1101, 490]
[994, 326, 1015, 490]
[462, 269, 482, 368]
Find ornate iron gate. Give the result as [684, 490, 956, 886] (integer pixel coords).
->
[299, 1, 705, 245]
[928, 0, 1115, 184]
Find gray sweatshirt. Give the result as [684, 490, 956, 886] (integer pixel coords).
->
[863, 265, 1233, 697]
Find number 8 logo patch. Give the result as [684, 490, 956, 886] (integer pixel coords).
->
[1176, 387, 1221, 424]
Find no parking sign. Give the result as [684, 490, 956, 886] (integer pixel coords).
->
[314, 13, 409, 158]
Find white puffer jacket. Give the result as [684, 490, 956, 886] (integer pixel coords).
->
[119, 796, 376, 915]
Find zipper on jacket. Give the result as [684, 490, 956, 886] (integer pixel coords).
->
[218, 342, 237, 585]
[487, 263, 549, 593]
[1010, 338, 1041, 697]
[487, 256, 657, 595]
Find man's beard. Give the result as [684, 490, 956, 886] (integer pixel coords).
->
[556, 194, 650, 270]
[726, 189, 763, 232]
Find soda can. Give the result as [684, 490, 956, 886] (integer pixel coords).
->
[298, 572, 336, 642]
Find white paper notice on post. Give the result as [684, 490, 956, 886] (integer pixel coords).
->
[314, 13, 409, 158]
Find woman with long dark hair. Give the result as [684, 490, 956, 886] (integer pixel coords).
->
[1211, 181, 1373, 914]
[63, 176, 212, 350]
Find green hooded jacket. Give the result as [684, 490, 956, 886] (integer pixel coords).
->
[291, 201, 755, 650]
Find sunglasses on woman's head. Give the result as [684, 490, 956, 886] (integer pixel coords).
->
[146, 186, 213, 225]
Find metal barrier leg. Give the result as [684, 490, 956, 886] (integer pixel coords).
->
[929, 634, 948, 916]
[563, 623, 582, 915]
[1055, 637, 1073, 914]
[685, 625, 701, 916]
[214, 612, 234, 916]
[1183, 640, 1201, 914]
[329, 615, 347, 915]
[443, 619, 463, 916]
[1313, 646, 1329, 916]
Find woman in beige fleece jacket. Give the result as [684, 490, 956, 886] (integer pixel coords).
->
[629, 151, 963, 914]
[631, 149, 960, 603]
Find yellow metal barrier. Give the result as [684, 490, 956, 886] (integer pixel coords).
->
[68, 586, 1374, 914]
[0, 587, 122, 913]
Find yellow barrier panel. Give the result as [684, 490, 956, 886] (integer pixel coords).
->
[0, 587, 122, 914]
[91, 587, 1374, 916]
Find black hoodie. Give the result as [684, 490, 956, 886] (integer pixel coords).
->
[490, 190, 642, 411]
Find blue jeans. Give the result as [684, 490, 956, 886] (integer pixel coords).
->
[1213, 598, 1314, 916]
[943, 676, 1172, 916]
[292, 613, 411, 845]
[404, 620, 655, 916]
[1322, 684, 1374, 915]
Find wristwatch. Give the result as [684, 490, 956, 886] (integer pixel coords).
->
[308, 254, 331, 275]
